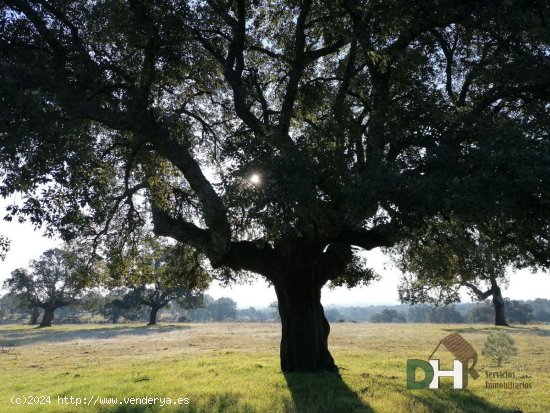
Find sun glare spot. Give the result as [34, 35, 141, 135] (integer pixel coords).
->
[249, 173, 261, 185]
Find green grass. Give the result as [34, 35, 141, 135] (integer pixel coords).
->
[0, 322, 548, 412]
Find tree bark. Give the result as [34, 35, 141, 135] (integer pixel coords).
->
[219, 240, 352, 372]
[274, 272, 336, 373]
[148, 306, 160, 325]
[29, 306, 40, 325]
[464, 277, 509, 326]
[39, 306, 55, 327]
[492, 285, 509, 326]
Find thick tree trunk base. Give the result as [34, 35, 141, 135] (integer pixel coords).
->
[275, 283, 337, 373]
[148, 307, 159, 326]
[39, 308, 55, 328]
[494, 319, 510, 327]
[493, 288, 509, 327]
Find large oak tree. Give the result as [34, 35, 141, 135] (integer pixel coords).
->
[1, 1, 549, 371]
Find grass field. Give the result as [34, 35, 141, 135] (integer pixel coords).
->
[0, 322, 548, 413]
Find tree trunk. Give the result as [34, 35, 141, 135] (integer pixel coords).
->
[221, 241, 350, 372]
[274, 276, 336, 373]
[148, 306, 160, 325]
[29, 306, 40, 325]
[492, 286, 509, 326]
[39, 306, 55, 327]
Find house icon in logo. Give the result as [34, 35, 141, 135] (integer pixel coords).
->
[407, 333, 480, 389]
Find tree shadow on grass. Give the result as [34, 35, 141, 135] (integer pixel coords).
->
[376, 375, 522, 413]
[408, 387, 522, 413]
[284, 371, 374, 413]
[0, 324, 191, 347]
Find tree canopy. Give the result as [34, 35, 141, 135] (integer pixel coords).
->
[1, 0, 548, 371]
[104, 236, 210, 290]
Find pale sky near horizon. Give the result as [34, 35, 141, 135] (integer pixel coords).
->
[1, 199, 549, 308]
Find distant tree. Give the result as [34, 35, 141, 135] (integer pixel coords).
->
[532, 299, 550, 323]
[427, 306, 464, 324]
[99, 291, 122, 324]
[0, 297, 7, 320]
[0, 292, 40, 324]
[207, 297, 237, 321]
[534, 309, 550, 323]
[79, 291, 107, 320]
[532, 299, 550, 314]
[0, 292, 30, 321]
[105, 237, 209, 325]
[505, 300, 533, 325]
[482, 332, 517, 367]
[395, 218, 516, 326]
[325, 308, 343, 323]
[468, 303, 494, 324]
[99, 288, 148, 323]
[370, 309, 406, 323]
[469, 300, 533, 325]
[124, 286, 204, 326]
[337, 306, 380, 322]
[55, 303, 84, 324]
[28, 304, 41, 325]
[407, 305, 432, 323]
[237, 307, 268, 322]
[3, 249, 89, 327]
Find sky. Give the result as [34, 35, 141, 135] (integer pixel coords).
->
[1, 198, 549, 308]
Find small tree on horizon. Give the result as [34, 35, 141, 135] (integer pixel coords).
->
[206, 297, 238, 321]
[370, 308, 406, 323]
